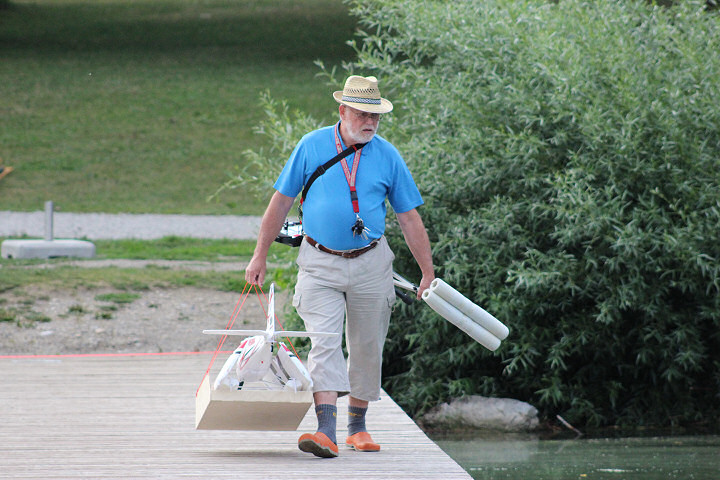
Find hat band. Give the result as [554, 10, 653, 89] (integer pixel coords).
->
[342, 95, 381, 105]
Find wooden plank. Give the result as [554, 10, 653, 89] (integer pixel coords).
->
[0, 355, 471, 479]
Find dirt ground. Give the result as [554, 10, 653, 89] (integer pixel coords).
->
[0, 283, 277, 356]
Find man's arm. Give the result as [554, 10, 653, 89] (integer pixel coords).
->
[244, 191, 296, 285]
[396, 208, 435, 299]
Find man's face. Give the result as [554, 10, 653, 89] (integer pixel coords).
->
[339, 105, 381, 144]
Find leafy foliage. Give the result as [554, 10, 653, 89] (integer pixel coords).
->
[345, 0, 720, 427]
[236, 0, 720, 427]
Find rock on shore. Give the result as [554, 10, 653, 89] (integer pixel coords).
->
[420, 396, 539, 432]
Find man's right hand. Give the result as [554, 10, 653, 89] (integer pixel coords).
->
[244, 255, 267, 285]
[244, 191, 296, 287]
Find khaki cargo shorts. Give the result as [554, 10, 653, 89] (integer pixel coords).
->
[293, 236, 396, 402]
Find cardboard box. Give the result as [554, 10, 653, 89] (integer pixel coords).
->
[195, 375, 313, 430]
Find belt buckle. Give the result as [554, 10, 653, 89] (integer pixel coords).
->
[343, 246, 363, 258]
[346, 240, 375, 258]
[308, 236, 377, 258]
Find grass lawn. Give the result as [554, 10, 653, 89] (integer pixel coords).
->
[0, 0, 356, 215]
[0, 236, 298, 292]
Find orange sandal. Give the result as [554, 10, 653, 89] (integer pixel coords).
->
[298, 432, 339, 458]
[345, 432, 380, 452]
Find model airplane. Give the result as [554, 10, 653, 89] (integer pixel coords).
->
[203, 283, 337, 392]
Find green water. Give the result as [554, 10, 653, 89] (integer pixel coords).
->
[434, 433, 720, 480]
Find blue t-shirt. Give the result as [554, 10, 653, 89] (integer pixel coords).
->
[274, 123, 423, 250]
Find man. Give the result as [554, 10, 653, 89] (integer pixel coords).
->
[245, 75, 434, 458]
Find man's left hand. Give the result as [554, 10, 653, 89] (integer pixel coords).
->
[417, 273, 435, 300]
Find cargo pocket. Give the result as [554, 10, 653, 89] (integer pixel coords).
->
[386, 292, 397, 311]
[378, 293, 395, 339]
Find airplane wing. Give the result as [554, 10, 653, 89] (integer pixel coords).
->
[202, 329, 338, 338]
[203, 329, 268, 336]
[203, 283, 338, 340]
[273, 331, 339, 338]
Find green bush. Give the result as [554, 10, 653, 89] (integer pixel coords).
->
[345, 0, 720, 427]
[238, 0, 720, 427]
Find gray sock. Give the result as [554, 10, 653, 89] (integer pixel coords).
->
[347, 405, 368, 436]
[315, 404, 337, 445]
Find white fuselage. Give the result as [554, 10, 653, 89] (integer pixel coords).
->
[213, 335, 272, 389]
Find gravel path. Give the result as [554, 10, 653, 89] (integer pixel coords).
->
[0, 210, 262, 240]
[0, 286, 272, 356]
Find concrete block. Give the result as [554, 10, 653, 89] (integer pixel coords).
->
[1, 239, 96, 259]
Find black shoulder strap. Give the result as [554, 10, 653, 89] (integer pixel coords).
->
[300, 143, 367, 204]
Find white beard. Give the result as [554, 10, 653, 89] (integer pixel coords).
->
[344, 122, 377, 144]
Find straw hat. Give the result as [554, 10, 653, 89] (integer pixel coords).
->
[333, 75, 393, 114]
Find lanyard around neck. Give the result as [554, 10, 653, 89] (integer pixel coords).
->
[334, 122, 363, 213]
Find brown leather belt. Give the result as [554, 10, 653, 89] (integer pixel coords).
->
[305, 236, 379, 259]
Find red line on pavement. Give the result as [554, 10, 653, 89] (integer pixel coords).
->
[0, 351, 232, 359]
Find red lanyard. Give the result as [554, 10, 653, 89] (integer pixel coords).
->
[334, 123, 363, 213]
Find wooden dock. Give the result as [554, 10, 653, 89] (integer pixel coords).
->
[0, 354, 471, 479]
